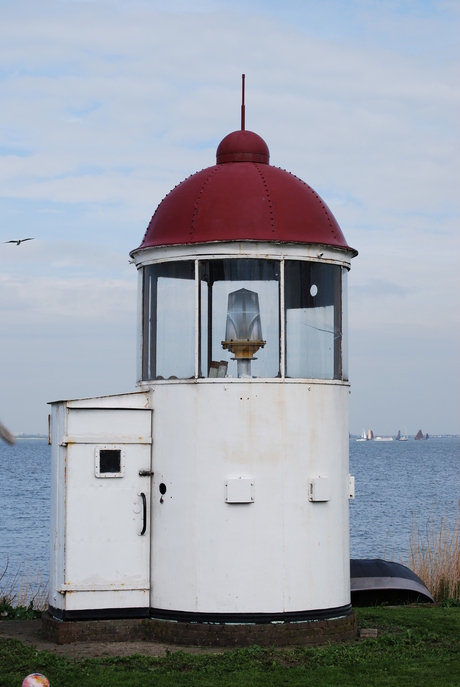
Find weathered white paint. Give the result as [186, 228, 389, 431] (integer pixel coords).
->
[149, 381, 350, 614]
[49, 379, 350, 615]
[130, 241, 354, 268]
[49, 393, 153, 615]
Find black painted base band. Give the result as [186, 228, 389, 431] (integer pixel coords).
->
[48, 605, 150, 621]
[48, 603, 352, 624]
[149, 604, 353, 624]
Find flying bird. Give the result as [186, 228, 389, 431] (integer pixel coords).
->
[4, 238, 35, 245]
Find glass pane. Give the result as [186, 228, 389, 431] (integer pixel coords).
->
[200, 259, 280, 378]
[99, 450, 121, 474]
[285, 261, 342, 379]
[142, 261, 195, 380]
[342, 268, 348, 381]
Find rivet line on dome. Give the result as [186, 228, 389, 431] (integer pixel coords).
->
[254, 164, 276, 232]
[190, 166, 221, 237]
[317, 199, 337, 237]
[140, 171, 196, 245]
[276, 167, 340, 242]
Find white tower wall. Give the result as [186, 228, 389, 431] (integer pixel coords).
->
[150, 380, 350, 616]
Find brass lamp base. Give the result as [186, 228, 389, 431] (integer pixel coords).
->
[221, 339, 266, 359]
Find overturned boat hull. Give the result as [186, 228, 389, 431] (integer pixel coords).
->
[351, 559, 434, 605]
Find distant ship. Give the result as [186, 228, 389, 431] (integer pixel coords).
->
[374, 435, 393, 442]
[396, 429, 408, 442]
[356, 428, 367, 442]
[367, 428, 374, 440]
[414, 429, 429, 440]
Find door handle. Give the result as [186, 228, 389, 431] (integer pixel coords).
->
[139, 470, 154, 477]
[138, 492, 147, 536]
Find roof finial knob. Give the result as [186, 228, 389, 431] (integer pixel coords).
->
[241, 74, 245, 131]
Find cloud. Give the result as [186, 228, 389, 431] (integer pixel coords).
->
[0, 0, 458, 433]
[0, 273, 136, 324]
[0, 2, 458, 223]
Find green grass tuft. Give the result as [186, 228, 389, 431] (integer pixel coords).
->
[0, 597, 42, 620]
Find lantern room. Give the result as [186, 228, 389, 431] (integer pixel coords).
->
[133, 127, 355, 385]
[139, 256, 345, 382]
[48, 95, 358, 644]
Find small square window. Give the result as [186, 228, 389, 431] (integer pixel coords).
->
[100, 449, 121, 473]
[95, 446, 125, 478]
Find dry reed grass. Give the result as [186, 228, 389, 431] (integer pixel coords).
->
[0, 556, 48, 611]
[407, 512, 460, 602]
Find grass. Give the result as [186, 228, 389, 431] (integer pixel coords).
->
[1, 607, 460, 686]
[0, 557, 47, 619]
[407, 513, 460, 602]
[0, 598, 41, 620]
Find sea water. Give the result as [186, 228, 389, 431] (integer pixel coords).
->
[349, 435, 460, 560]
[0, 436, 459, 585]
[0, 439, 50, 583]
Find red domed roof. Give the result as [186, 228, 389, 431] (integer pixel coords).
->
[134, 130, 356, 255]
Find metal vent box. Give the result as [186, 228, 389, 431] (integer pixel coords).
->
[348, 475, 355, 499]
[309, 476, 330, 502]
[225, 477, 254, 503]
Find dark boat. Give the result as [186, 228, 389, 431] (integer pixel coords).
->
[350, 559, 434, 605]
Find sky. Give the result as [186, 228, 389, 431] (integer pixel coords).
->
[0, 0, 458, 435]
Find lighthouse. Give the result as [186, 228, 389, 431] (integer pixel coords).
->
[47, 87, 358, 646]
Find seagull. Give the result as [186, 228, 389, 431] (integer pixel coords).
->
[4, 238, 35, 245]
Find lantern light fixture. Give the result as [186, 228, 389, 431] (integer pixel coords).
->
[221, 288, 266, 377]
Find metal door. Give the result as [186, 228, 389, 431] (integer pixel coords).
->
[61, 407, 152, 616]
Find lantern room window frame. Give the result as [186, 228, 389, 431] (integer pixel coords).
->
[199, 259, 281, 380]
[139, 254, 349, 384]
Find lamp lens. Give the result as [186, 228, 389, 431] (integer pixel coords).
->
[225, 288, 263, 341]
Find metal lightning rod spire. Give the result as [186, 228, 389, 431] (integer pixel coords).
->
[241, 74, 245, 131]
